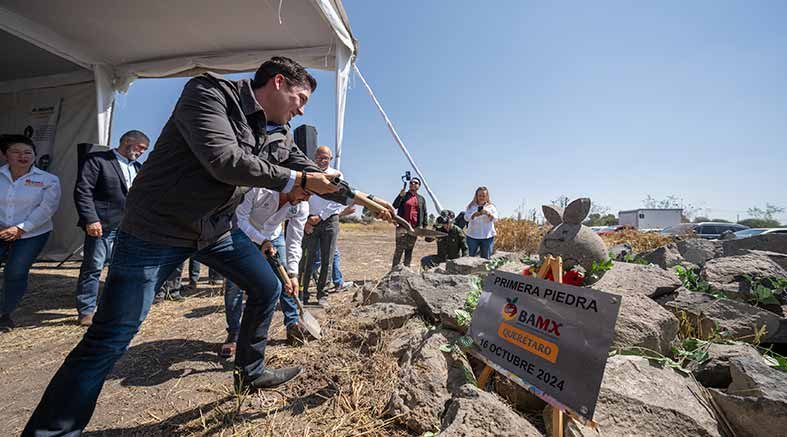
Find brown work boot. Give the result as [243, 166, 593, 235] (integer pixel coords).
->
[78, 313, 94, 327]
[286, 323, 307, 346]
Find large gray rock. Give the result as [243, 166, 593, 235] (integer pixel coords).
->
[639, 243, 685, 269]
[609, 243, 633, 261]
[386, 317, 428, 361]
[748, 249, 787, 270]
[677, 238, 722, 266]
[701, 254, 787, 298]
[553, 355, 722, 437]
[406, 273, 476, 331]
[691, 342, 766, 388]
[593, 261, 681, 299]
[440, 384, 542, 437]
[610, 291, 679, 354]
[709, 356, 787, 437]
[446, 256, 489, 275]
[387, 330, 471, 434]
[723, 233, 787, 256]
[662, 289, 782, 343]
[362, 265, 419, 306]
[495, 260, 528, 276]
[351, 303, 417, 330]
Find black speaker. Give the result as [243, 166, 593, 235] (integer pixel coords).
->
[293, 124, 318, 159]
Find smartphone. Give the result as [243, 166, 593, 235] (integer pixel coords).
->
[477, 206, 483, 213]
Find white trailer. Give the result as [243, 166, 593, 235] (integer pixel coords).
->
[618, 209, 682, 230]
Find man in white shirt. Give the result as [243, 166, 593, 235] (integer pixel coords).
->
[222, 184, 310, 353]
[73, 131, 149, 326]
[301, 146, 348, 307]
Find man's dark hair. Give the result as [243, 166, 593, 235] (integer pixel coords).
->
[0, 134, 36, 154]
[119, 130, 150, 145]
[252, 56, 317, 92]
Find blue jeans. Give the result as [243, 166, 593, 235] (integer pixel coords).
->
[75, 228, 118, 316]
[467, 236, 494, 259]
[0, 232, 49, 316]
[161, 257, 202, 292]
[24, 229, 281, 435]
[312, 245, 344, 287]
[225, 235, 298, 338]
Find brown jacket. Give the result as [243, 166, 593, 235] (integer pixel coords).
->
[121, 73, 327, 249]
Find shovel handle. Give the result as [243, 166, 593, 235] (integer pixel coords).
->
[354, 191, 415, 233]
[265, 253, 296, 297]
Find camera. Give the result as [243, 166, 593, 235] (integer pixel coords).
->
[401, 171, 411, 183]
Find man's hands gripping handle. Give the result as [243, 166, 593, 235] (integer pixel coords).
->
[326, 176, 401, 226]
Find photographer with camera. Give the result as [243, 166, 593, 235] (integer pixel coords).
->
[464, 186, 498, 259]
[391, 172, 426, 268]
[420, 210, 468, 270]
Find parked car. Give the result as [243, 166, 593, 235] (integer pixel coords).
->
[661, 222, 749, 239]
[597, 224, 634, 236]
[733, 228, 787, 239]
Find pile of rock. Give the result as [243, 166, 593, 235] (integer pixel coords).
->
[351, 236, 786, 436]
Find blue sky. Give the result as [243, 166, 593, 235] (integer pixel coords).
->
[112, 0, 787, 223]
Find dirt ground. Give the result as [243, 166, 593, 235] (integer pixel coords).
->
[0, 224, 434, 436]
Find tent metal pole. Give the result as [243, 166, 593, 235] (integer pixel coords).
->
[353, 65, 444, 214]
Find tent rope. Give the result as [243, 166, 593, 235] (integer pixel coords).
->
[353, 64, 444, 214]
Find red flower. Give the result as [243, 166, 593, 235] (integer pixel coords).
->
[562, 270, 584, 286]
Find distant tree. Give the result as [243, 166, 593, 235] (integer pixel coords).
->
[361, 206, 375, 224]
[551, 195, 570, 208]
[642, 195, 700, 222]
[590, 203, 610, 216]
[738, 218, 781, 228]
[584, 213, 618, 226]
[747, 203, 784, 220]
[692, 217, 730, 223]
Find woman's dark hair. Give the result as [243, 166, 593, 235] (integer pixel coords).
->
[0, 134, 36, 154]
[252, 56, 317, 92]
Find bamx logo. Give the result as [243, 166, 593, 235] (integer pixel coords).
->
[502, 297, 518, 320]
[517, 309, 562, 336]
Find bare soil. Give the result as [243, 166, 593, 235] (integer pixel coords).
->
[0, 224, 434, 436]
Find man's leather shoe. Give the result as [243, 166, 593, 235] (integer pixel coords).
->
[236, 367, 302, 392]
[167, 290, 186, 302]
[0, 314, 14, 332]
[286, 323, 307, 345]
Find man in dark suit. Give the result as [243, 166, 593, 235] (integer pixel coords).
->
[73, 130, 149, 326]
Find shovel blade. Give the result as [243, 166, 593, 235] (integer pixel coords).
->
[300, 307, 322, 339]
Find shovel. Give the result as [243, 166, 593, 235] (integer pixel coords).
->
[265, 253, 322, 340]
[353, 192, 448, 238]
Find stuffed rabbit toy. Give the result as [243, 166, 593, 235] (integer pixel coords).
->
[538, 198, 609, 271]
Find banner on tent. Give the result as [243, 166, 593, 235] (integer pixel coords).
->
[25, 98, 63, 171]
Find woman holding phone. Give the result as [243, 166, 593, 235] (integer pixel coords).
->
[464, 186, 497, 259]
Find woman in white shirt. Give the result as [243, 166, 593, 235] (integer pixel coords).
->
[0, 135, 61, 331]
[464, 186, 498, 259]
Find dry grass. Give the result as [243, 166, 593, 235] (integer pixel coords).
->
[176, 292, 408, 437]
[493, 220, 675, 255]
[339, 222, 395, 233]
[600, 229, 674, 253]
[494, 219, 548, 253]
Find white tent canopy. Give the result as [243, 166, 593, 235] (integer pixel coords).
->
[0, 0, 355, 259]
